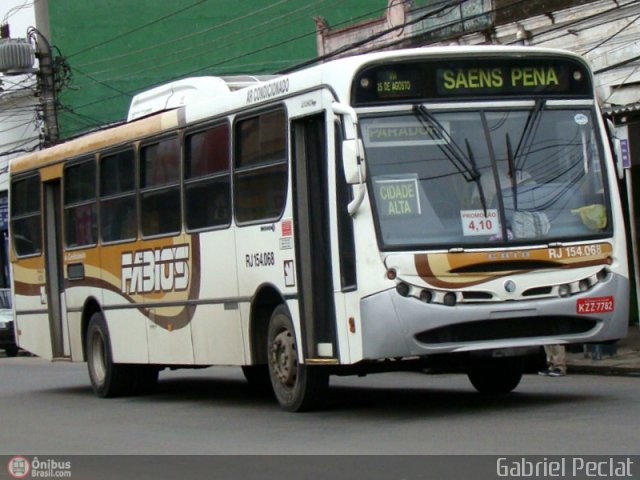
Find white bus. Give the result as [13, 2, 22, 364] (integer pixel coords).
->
[9, 46, 629, 411]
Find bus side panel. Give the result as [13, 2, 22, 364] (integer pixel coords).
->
[64, 247, 104, 361]
[142, 233, 195, 365]
[146, 305, 194, 365]
[12, 260, 53, 359]
[235, 220, 291, 345]
[101, 295, 150, 364]
[63, 287, 100, 362]
[190, 229, 244, 366]
[191, 305, 244, 365]
[99, 243, 149, 364]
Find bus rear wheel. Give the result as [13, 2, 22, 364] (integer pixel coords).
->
[86, 312, 136, 398]
[467, 357, 524, 395]
[267, 305, 328, 411]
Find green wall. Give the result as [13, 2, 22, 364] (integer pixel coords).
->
[49, 0, 392, 138]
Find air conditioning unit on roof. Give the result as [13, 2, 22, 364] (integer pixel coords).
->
[127, 76, 231, 122]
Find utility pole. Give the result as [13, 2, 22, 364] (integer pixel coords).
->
[0, 0, 59, 148]
[33, 0, 58, 146]
[28, 27, 58, 146]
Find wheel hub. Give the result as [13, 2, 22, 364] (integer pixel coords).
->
[270, 330, 297, 386]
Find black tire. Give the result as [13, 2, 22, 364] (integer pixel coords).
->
[267, 305, 328, 412]
[242, 365, 272, 392]
[86, 312, 135, 397]
[4, 345, 19, 357]
[467, 357, 524, 395]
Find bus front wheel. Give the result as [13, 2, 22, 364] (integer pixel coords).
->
[86, 312, 135, 398]
[267, 305, 328, 411]
[467, 357, 524, 395]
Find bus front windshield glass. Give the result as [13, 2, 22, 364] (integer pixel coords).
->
[362, 104, 610, 249]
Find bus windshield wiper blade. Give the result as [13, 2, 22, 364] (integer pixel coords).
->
[413, 105, 479, 183]
[506, 133, 518, 211]
[514, 99, 544, 171]
[466, 138, 487, 216]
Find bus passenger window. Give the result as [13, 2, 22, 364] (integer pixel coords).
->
[64, 159, 97, 248]
[234, 109, 287, 224]
[184, 123, 231, 230]
[11, 175, 42, 256]
[140, 137, 181, 237]
[100, 149, 136, 243]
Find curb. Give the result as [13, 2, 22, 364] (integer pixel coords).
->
[567, 364, 640, 377]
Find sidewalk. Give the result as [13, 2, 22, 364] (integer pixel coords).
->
[566, 325, 640, 376]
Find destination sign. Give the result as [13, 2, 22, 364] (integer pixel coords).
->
[375, 69, 420, 99]
[354, 57, 591, 104]
[436, 65, 566, 95]
[374, 177, 422, 217]
[364, 120, 448, 147]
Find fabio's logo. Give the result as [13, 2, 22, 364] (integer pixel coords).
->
[7, 456, 31, 479]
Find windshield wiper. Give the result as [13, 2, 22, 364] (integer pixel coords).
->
[481, 113, 509, 240]
[414, 104, 489, 216]
[465, 138, 487, 216]
[506, 133, 518, 211]
[514, 99, 544, 172]
[413, 105, 479, 183]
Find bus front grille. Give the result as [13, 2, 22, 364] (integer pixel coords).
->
[414, 316, 597, 345]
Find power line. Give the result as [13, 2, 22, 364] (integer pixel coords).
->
[73, 0, 376, 87]
[65, 2, 392, 114]
[66, 0, 210, 59]
[504, 0, 639, 47]
[1, 0, 38, 25]
[72, 0, 331, 87]
[75, 0, 292, 70]
[595, 54, 640, 75]
[582, 13, 640, 55]
[282, 0, 500, 71]
[603, 64, 640, 103]
[72, 66, 133, 98]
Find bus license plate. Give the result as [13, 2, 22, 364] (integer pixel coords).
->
[576, 296, 614, 314]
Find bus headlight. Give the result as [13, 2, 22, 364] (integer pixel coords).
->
[578, 279, 590, 292]
[443, 292, 457, 306]
[597, 268, 608, 282]
[420, 290, 433, 303]
[396, 282, 410, 297]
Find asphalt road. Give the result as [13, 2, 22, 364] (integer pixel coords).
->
[1, 355, 638, 455]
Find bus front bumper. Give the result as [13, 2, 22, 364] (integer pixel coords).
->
[359, 272, 629, 360]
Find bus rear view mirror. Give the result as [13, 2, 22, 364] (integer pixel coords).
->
[342, 138, 365, 184]
[332, 102, 367, 214]
[332, 102, 365, 184]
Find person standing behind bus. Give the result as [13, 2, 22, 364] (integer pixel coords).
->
[539, 345, 567, 377]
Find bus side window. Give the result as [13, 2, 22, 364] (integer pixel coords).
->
[100, 149, 136, 243]
[234, 109, 287, 224]
[140, 137, 181, 237]
[64, 158, 97, 248]
[184, 123, 231, 231]
[11, 174, 42, 256]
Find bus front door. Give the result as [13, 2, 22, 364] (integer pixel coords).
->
[43, 180, 68, 358]
[291, 113, 338, 360]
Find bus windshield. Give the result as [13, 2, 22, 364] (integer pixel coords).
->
[362, 103, 610, 249]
